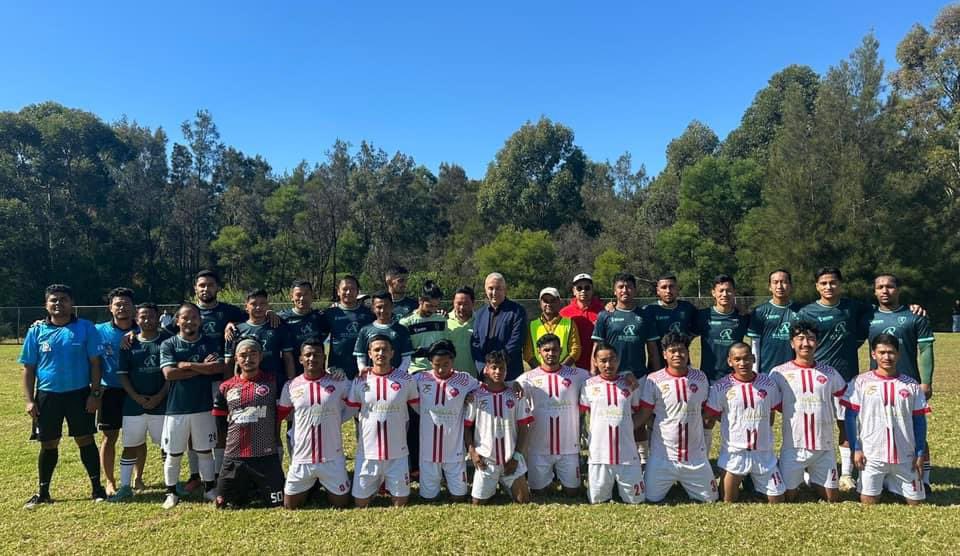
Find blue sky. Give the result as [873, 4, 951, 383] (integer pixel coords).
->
[0, 1, 949, 179]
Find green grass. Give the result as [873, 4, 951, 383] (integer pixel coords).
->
[3, 338, 960, 554]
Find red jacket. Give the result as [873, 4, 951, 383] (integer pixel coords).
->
[559, 296, 605, 370]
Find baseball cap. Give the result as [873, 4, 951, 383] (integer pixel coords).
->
[571, 273, 593, 284]
[539, 287, 562, 300]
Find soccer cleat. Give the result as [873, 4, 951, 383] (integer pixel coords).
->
[24, 493, 52, 510]
[108, 485, 134, 502]
[838, 474, 856, 492]
[176, 477, 202, 497]
[161, 493, 180, 510]
[203, 488, 219, 503]
[91, 486, 108, 502]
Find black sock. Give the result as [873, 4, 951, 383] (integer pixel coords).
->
[189, 473, 201, 481]
[38, 448, 59, 496]
[204, 480, 216, 491]
[78, 443, 102, 489]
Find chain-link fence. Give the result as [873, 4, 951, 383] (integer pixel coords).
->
[0, 297, 766, 344]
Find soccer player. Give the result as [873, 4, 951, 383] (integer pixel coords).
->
[559, 273, 605, 370]
[638, 333, 718, 504]
[524, 287, 581, 369]
[414, 340, 480, 501]
[400, 280, 449, 373]
[212, 339, 285, 509]
[225, 289, 295, 388]
[704, 343, 785, 503]
[278, 279, 332, 376]
[465, 350, 534, 505]
[516, 334, 591, 496]
[748, 269, 804, 374]
[21, 284, 107, 508]
[869, 273, 935, 492]
[446, 286, 477, 377]
[693, 274, 750, 383]
[842, 333, 929, 505]
[159, 302, 227, 509]
[354, 292, 414, 372]
[769, 322, 847, 502]
[95, 287, 137, 495]
[643, 273, 698, 363]
[580, 343, 645, 504]
[591, 272, 661, 377]
[346, 336, 420, 508]
[280, 339, 356, 509]
[325, 275, 375, 379]
[110, 303, 171, 502]
[385, 265, 419, 320]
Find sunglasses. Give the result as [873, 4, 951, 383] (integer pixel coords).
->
[574, 285, 592, 292]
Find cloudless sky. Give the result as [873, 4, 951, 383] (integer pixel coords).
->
[0, 1, 950, 179]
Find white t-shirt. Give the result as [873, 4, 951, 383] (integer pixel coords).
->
[516, 365, 591, 456]
[770, 360, 847, 451]
[415, 370, 479, 463]
[465, 384, 534, 464]
[705, 373, 782, 453]
[640, 367, 710, 463]
[842, 371, 930, 464]
[279, 373, 356, 464]
[346, 368, 420, 461]
[579, 375, 642, 465]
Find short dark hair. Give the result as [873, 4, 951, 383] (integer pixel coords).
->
[44, 284, 73, 300]
[420, 280, 442, 301]
[484, 350, 507, 365]
[768, 268, 792, 284]
[106, 287, 134, 304]
[713, 274, 735, 288]
[368, 334, 394, 348]
[790, 321, 818, 339]
[592, 342, 619, 357]
[291, 279, 313, 291]
[815, 267, 842, 282]
[427, 339, 457, 359]
[535, 333, 562, 349]
[613, 272, 637, 288]
[385, 265, 408, 279]
[338, 274, 361, 289]
[454, 286, 475, 301]
[875, 273, 900, 288]
[371, 291, 393, 303]
[661, 332, 691, 350]
[177, 301, 201, 316]
[728, 342, 752, 355]
[136, 302, 159, 314]
[870, 333, 899, 352]
[246, 288, 268, 301]
[656, 273, 678, 284]
[195, 269, 220, 285]
[300, 337, 325, 352]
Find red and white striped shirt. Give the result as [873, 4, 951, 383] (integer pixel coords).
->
[640, 367, 710, 463]
[516, 365, 591, 456]
[841, 371, 930, 464]
[279, 373, 356, 465]
[705, 373, 782, 453]
[465, 385, 534, 465]
[415, 370, 479, 463]
[580, 375, 642, 465]
[770, 360, 846, 451]
[346, 368, 420, 461]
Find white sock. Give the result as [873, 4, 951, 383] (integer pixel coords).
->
[703, 428, 713, 457]
[164, 454, 183, 487]
[839, 446, 852, 476]
[187, 450, 199, 475]
[119, 457, 136, 488]
[213, 449, 224, 475]
[637, 441, 649, 464]
[197, 452, 215, 483]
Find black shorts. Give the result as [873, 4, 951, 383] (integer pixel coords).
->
[34, 388, 96, 442]
[97, 387, 126, 432]
[217, 456, 284, 507]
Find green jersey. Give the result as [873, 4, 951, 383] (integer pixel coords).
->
[747, 300, 804, 374]
[159, 334, 223, 415]
[693, 307, 750, 381]
[162, 301, 247, 351]
[400, 311, 449, 372]
[118, 331, 171, 416]
[278, 308, 331, 375]
[392, 297, 419, 322]
[591, 307, 660, 377]
[353, 322, 414, 369]
[446, 315, 477, 377]
[224, 321, 294, 382]
[325, 304, 375, 379]
[868, 306, 935, 382]
[798, 299, 871, 381]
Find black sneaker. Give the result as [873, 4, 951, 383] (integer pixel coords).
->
[24, 493, 52, 509]
[91, 486, 108, 502]
[924, 483, 932, 498]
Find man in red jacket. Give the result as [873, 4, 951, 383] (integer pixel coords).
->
[559, 273, 605, 370]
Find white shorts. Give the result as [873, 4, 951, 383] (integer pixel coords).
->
[527, 453, 580, 490]
[644, 457, 718, 503]
[419, 460, 468, 499]
[780, 446, 839, 490]
[472, 454, 528, 501]
[858, 459, 924, 501]
[587, 463, 644, 504]
[122, 414, 164, 448]
[833, 396, 846, 421]
[161, 412, 217, 454]
[352, 456, 410, 498]
[718, 450, 786, 497]
[284, 457, 351, 496]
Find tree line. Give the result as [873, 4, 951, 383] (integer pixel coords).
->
[1, 6, 959, 328]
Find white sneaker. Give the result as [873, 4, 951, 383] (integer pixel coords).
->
[203, 488, 218, 502]
[838, 475, 856, 492]
[162, 493, 179, 510]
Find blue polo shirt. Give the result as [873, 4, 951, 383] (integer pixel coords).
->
[96, 321, 137, 388]
[19, 317, 103, 393]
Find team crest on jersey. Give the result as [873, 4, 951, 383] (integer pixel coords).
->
[40, 341, 52, 352]
[817, 375, 827, 384]
[898, 316, 907, 325]
[325, 385, 336, 393]
[448, 387, 460, 398]
[562, 378, 571, 387]
[505, 399, 515, 408]
[689, 383, 699, 393]
[391, 382, 401, 391]
[421, 383, 433, 394]
[899, 389, 910, 399]
[255, 384, 270, 397]
[621, 388, 631, 398]
[756, 389, 767, 399]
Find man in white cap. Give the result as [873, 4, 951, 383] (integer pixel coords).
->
[523, 287, 581, 369]
[560, 273, 604, 371]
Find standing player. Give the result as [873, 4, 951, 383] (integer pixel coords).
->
[869, 273, 935, 492]
[354, 292, 414, 372]
[225, 289, 295, 389]
[159, 303, 226, 509]
[278, 279, 331, 377]
[591, 272, 661, 376]
[414, 340, 480, 501]
[516, 334, 591, 496]
[559, 273, 605, 371]
[693, 274, 750, 383]
[638, 333, 718, 504]
[704, 343, 785, 503]
[212, 339, 285, 509]
[280, 339, 356, 509]
[643, 273, 698, 363]
[842, 334, 929, 505]
[325, 275, 375, 379]
[769, 322, 847, 502]
[748, 269, 804, 374]
[579, 343, 645, 504]
[346, 336, 420, 508]
[465, 351, 534, 505]
[385, 265, 419, 321]
[400, 281, 448, 373]
[110, 303, 171, 502]
[21, 284, 107, 508]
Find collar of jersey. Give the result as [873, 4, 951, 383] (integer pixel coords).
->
[871, 370, 900, 380]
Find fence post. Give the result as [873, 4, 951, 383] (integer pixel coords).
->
[17, 307, 21, 345]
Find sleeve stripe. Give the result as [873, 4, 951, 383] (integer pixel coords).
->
[638, 400, 655, 409]
[344, 400, 361, 408]
[833, 388, 846, 397]
[913, 408, 932, 416]
[703, 405, 721, 417]
[517, 416, 535, 426]
[463, 420, 475, 427]
[839, 400, 859, 411]
[918, 337, 935, 343]
[408, 398, 420, 405]
[579, 404, 590, 412]
[211, 408, 228, 416]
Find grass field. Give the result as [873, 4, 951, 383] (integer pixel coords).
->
[2, 339, 960, 555]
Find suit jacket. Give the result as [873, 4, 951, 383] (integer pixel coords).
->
[471, 298, 527, 380]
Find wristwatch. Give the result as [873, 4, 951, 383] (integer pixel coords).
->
[90, 388, 103, 399]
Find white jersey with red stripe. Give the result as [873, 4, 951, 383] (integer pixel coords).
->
[279, 373, 357, 465]
[465, 384, 534, 465]
[516, 365, 591, 456]
[769, 360, 847, 451]
[415, 370, 480, 463]
[346, 368, 420, 461]
[579, 375, 642, 465]
[640, 367, 710, 463]
[705, 373, 782, 453]
[841, 371, 930, 464]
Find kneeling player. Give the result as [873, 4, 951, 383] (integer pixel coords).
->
[280, 339, 356, 509]
[842, 333, 929, 505]
[347, 336, 420, 508]
[213, 339, 285, 508]
[465, 351, 534, 504]
[638, 333, 717, 503]
[704, 343, 785, 503]
[580, 343, 645, 504]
